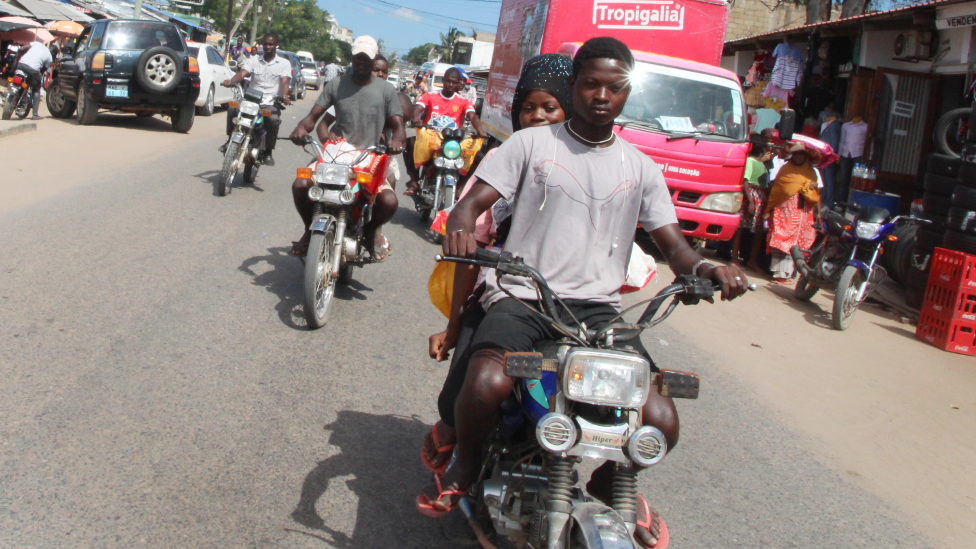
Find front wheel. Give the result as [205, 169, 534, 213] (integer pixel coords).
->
[1, 92, 15, 120]
[794, 275, 819, 301]
[440, 184, 456, 213]
[303, 227, 337, 329]
[832, 265, 864, 331]
[218, 141, 241, 196]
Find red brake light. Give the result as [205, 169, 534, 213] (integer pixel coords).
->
[12, 75, 22, 85]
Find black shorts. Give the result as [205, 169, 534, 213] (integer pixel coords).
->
[437, 297, 655, 427]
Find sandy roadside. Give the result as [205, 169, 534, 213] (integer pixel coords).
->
[651, 260, 976, 549]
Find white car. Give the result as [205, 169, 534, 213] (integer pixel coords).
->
[387, 74, 399, 87]
[301, 61, 325, 90]
[186, 41, 237, 116]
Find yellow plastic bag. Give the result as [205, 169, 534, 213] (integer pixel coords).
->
[428, 260, 456, 318]
[460, 136, 485, 174]
[414, 128, 441, 167]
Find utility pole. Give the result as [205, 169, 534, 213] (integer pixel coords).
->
[133, 0, 141, 19]
[251, 2, 262, 43]
[225, 0, 234, 57]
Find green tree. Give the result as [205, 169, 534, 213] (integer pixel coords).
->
[438, 27, 465, 63]
[406, 43, 436, 65]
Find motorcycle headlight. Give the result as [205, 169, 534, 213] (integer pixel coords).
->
[308, 186, 325, 201]
[239, 101, 260, 116]
[443, 140, 462, 159]
[454, 157, 466, 169]
[855, 222, 881, 240]
[316, 163, 352, 186]
[434, 157, 449, 168]
[699, 192, 744, 213]
[562, 349, 651, 408]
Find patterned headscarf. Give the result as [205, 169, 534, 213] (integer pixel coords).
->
[511, 53, 574, 132]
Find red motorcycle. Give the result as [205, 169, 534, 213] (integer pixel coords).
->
[295, 135, 389, 328]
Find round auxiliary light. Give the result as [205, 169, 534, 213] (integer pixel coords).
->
[454, 157, 466, 169]
[626, 426, 667, 467]
[535, 413, 577, 453]
[443, 140, 462, 159]
[340, 189, 355, 204]
[308, 186, 325, 201]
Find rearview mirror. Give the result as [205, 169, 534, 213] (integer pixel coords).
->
[777, 108, 796, 142]
[228, 60, 238, 70]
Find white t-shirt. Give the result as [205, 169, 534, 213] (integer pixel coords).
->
[242, 54, 291, 105]
[474, 123, 678, 308]
[19, 42, 52, 72]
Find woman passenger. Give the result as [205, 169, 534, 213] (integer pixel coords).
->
[765, 142, 820, 284]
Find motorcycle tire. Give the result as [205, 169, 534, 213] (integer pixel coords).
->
[76, 84, 99, 125]
[135, 46, 183, 95]
[243, 163, 258, 186]
[910, 247, 933, 274]
[887, 225, 917, 283]
[944, 228, 976, 255]
[794, 275, 819, 301]
[915, 227, 944, 252]
[303, 227, 337, 329]
[947, 207, 976, 235]
[952, 184, 976, 210]
[923, 192, 952, 216]
[14, 92, 28, 119]
[905, 261, 931, 290]
[959, 162, 976, 189]
[923, 174, 958, 197]
[934, 107, 969, 158]
[46, 78, 76, 119]
[218, 141, 241, 196]
[832, 265, 865, 331]
[927, 153, 962, 178]
[1, 95, 14, 120]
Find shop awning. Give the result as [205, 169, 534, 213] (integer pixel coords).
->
[141, 5, 211, 35]
[0, 19, 35, 31]
[0, 0, 34, 18]
[725, 0, 972, 50]
[11, 0, 93, 22]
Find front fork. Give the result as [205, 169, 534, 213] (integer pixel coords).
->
[850, 243, 880, 302]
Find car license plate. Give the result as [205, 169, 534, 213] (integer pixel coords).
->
[106, 84, 128, 98]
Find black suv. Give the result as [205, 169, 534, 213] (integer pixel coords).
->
[276, 50, 306, 101]
[46, 19, 201, 132]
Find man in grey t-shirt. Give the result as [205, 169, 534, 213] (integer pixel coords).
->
[288, 36, 406, 261]
[419, 38, 749, 548]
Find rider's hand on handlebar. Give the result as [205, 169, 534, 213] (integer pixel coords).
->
[279, 94, 291, 107]
[699, 263, 749, 301]
[289, 123, 310, 145]
[221, 79, 232, 87]
[389, 134, 406, 155]
[442, 229, 479, 259]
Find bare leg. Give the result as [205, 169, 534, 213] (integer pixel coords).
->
[746, 229, 765, 272]
[291, 178, 315, 254]
[364, 188, 398, 260]
[730, 230, 743, 266]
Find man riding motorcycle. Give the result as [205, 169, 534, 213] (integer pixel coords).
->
[218, 32, 291, 166]
[288, 35, 406, 261]
[416, 37, 750, 548]
[12, 40, 53, 120]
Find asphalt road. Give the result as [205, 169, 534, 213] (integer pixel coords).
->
[0, 98, 932, 548]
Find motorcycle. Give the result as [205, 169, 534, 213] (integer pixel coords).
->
[2, 69, 31, 120]
[790, 202, 914, 330]
[217, 84, 285, 196]
[295, 134, 389, 329]
[412, 125, 480, 222]
[436, 249, 755, 549]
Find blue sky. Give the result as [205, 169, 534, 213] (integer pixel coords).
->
[317, 0, 502, 57]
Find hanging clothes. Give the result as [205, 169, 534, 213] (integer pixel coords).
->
[762, 82, 792, 104]
[770, 43, 803, 91]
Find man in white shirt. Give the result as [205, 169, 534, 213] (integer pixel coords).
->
[219, 32, 291, 166]
[14, 41, 53, 120]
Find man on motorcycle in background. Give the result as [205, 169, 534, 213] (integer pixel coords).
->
[12, 40, 53, 120]
[416, 37, 750, 548]
[218, 32, 291, 166]
[288, 35, 406, 261]
[404, 67, 487, 196]
[406, 73, 428, 99]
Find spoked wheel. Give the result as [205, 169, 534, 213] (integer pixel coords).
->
[243, 162, 258, 185]
[218, 141, 241, 196]
[794, 275, 819, 301]
[832, 265, 864, 331]
[303, 226, 337, 329]
[1, 93, 15, 120]
[14, 91, 29, 119]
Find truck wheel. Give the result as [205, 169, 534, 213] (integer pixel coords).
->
[76, 85, 99, 125]
[172, 104, 195, 133]
[46, 78, 76, 119]
[135, 46, 183, 94]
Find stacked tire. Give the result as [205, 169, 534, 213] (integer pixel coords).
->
[910, 154, 961, 307]
[946, 164, 976, 255]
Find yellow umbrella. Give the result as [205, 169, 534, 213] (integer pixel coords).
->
[45, 20, 84, 38]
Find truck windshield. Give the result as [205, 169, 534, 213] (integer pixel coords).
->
[104, 22, 185, 53]
[617, 61, 745, 142]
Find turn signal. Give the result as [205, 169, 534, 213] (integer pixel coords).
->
[844, 225, 853, 231]
[356, 172, 373, 184]
[187, 56, 199, 74]
[228, 101, 239, 109]
[296, 168, 313, 179]
[92, 52, 105, 70]
[261, 109, 272, 117]
[888, 235, 898, 241]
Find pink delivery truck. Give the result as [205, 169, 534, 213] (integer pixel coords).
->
[481, 0, 751, 242]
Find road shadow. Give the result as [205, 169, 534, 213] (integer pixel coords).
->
[335, 276, 372, 301]
[872, 322, 919, 342]
[289, 412, 474, 548]
[193, 168, 265, 197]
[238, 246, 306, 330]
[764, 283, 834, 329]
[386, 195, 441, 246]
[48, 112, 176, 133]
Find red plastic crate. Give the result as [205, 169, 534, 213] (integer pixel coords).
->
[928, 248, 976, 290]
[922, 285, 976, 321]
[915, 311, 976, 356]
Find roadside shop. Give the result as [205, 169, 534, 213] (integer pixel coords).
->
[723, 0, 976, 213]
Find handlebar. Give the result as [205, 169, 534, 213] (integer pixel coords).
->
[296, 134, 388, 165]
[415, 124, 487, 139]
